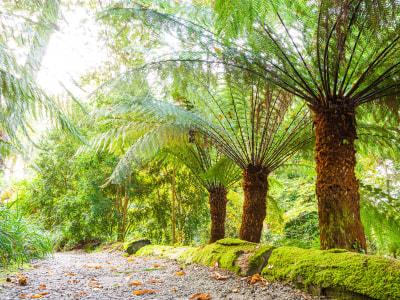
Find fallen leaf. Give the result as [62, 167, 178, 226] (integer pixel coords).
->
[19, 294, 26, 297]
[232, 288, 238, 293]
[174, 271, 185, 276]
[38, 284, 46, 290]
[77, 291, 87, 295]
[65, 273, 75, 276]
[18, 277, 27, 286]
[211, 272, 227, 280]
[109, 267, 117, 271]
[250, 273, 262, 284]
[73, 279, 79, 283]
[32, 265, 41, 269]
[129, 282, 145, 285]
[190, 292, 211, 300]
[47, 275, 52, 277]
[173, 287, 178, 292]
[146, 279, 164, 283]
[213, 258, 218, 268]
[6, 277, 12, 282]
[132, 290, 155, 295]
[94, 266, 102, 269]
[127, 258, 136, 262]
[153, 264, 161, 267]
[106, 262, 110, 264]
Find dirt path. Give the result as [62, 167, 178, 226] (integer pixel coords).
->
[0, 250, 324, 299]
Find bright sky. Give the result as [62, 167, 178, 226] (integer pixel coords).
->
[3, 4, 106, 183]
[37, 4, 106, 97]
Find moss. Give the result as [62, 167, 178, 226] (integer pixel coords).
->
[261, 247, 400, 300]
[137, 239, 275, 275]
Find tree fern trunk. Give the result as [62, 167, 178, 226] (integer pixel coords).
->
[239, 164, 269, 243]
[208, 185, 228, 243]
[313, 108, 367, 252]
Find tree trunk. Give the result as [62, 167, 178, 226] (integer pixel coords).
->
[208, 185, 228, 243]
[171, 167, 176, 244]
[239, 164, 269, 243]
[313, 107, 367, 252]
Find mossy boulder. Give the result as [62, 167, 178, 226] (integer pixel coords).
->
[123, 239, 151, 255]
[137, 238, 275, 276]
[261, 247, 400, 300]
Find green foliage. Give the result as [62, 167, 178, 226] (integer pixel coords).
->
[0, 204, 52, 267]
[12, 131, 121, 249]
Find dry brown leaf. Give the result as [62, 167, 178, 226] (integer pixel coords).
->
[94, 266, 102, 269]
[174, 271, 185, 276]
[73, 279, 79, 283]
[127, 258, 136, 262]
[129, 282, 145, 286]
[153, 264, 161, 267]
[213, 258, 218, 268]
[6, 277, 12, 282]
[173, 287, 178, 292]
[65, 273, 75, 276]
[18, 277, 27, 286]
[32, 265, 41, 269]
[211, 273, 227, 280]
[47, 275, 52, 277]
[132, 290, 155, 295]
[19, 294, 26, 297]
[146, 279, 164, 283]
[190, 292, 211, 300]
[109, 267, 117, 271]
[38, 284, 46, 290]
[30, 295, 42, 299]
[250, 273, 262, 284]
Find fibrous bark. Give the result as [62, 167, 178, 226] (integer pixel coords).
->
[208, 185, 228, 243]
[313, 107, 367, 252]
[239, 164, 269, 243]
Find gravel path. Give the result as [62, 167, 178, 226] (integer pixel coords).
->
[0, 250, 325, 299]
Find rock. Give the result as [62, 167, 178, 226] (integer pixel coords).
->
[123, 239, 151, 255]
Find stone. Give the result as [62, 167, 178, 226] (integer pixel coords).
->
[123, 239, 151, 255]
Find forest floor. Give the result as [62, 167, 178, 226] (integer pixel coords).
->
[0, 250, 325, 299]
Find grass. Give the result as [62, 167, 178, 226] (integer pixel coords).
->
[0, 204, 53, 268]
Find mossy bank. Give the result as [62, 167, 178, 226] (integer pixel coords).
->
[137, 238, 400, 300]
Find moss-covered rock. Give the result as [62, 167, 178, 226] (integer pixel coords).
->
[261, 247, 400, 300]
[137, 238, 275, 276]
[123, 239, 151, 255]
[137, 239, 400, 299]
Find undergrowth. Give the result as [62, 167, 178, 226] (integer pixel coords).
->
[0, 204, 52, 267]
